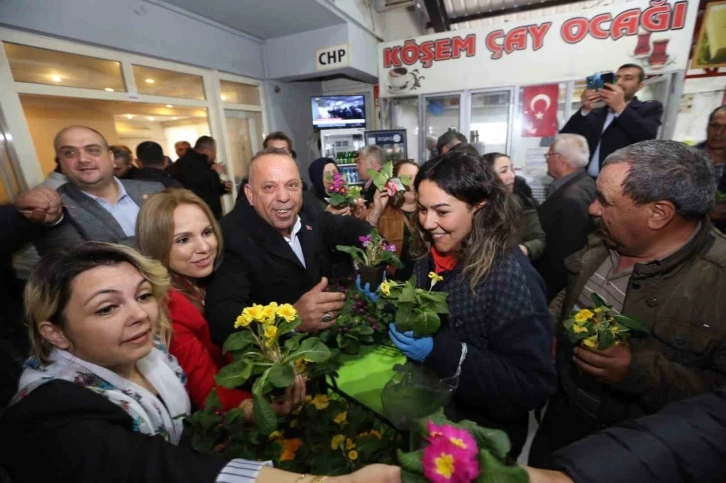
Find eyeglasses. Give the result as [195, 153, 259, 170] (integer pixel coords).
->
[708, 123, 726, 132]
[544, 152, 560, 158]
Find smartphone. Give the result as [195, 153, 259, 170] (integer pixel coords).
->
[586, 71, 615, 90]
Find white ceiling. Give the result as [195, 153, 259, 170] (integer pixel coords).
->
[163, 0, 346, 39]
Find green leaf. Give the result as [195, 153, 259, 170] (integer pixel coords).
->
[276, 318, 301, 338]
[614, 314, 648, 333]
[357, 326, 375, 336]
[412, 309, 441, 337]
[341, 338, 361, 354]
[399, 283, 418, 303]
[336, 245, 367, 265]
[589, 292, 611, 308]
[457, 420, 511, 461]
[288, 337, 331, 363]
[399, 174, 411, 186]
[598, 326, 615, 350]
[214, 360, 253, 388]
[252, 392, 278, 435]
[284, 333, 306, 352]
[222, 330, 256, 354]
[252, 369, 271, 396]
[401, 470, 429, 483]
[204, 388, 222, 410]
[397, 449, 424, 473]
[268, 362, 295, 388]
[394, 305, 415, 332]
[476, 449, 529, 483]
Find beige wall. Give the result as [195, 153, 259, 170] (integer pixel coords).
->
[21, 104, 120, 176]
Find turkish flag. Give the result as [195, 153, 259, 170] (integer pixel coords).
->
[521, 84, 559, 137]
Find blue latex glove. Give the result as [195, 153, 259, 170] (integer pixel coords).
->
[389, 323, 433, 362]
[355, 274, 379, 303]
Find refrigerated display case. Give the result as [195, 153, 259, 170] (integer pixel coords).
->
[320, 128, 365, 185]
[364, 129, 408, 163]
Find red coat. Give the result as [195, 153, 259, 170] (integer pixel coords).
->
[167, 289, 251, 411]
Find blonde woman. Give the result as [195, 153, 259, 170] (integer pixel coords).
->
[0, 242, 400, 483]
[136, 189, 304, 412]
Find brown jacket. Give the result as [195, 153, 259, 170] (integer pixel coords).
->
[552, 221, 726, 423]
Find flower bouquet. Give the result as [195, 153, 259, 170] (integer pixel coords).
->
[319, 278, 392, 355]
[186, 390, 398, 475]
[564, 293, 647, 350]
[215, 302, 332, 434]
[398, 409, 528, 483]
[336, 229, 403, 288]
[325, 171, 364, 209]
[377, 273, 449, 337]
[367, 160, 411, 201]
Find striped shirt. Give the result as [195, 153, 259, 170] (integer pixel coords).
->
[216, 459, 272, 483]
[574, 250, 631, 314]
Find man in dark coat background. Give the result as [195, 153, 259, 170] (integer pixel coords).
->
[560, 63, 663, 178]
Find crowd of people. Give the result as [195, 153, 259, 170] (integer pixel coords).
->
[0, 62, 725, 483]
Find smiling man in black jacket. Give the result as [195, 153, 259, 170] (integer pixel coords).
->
[561, 64, 663, 178]
[205, 147, 384, 346]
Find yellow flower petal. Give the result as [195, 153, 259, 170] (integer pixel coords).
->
[572, 324, 588, 334]
[333, 411, 347, 425]
[331, 434, 345, 450]
[346, 438, 356, 450]
[311, 395, 330, 410]
[348, 450, 358, 461]
[574, 309, 594, 323]
[264, 325, 278, 340]
[380, 280, 391, 296]
[435, 453, 454, 479]
[582, 335, 598, 348]
[276, 303, 298, 322]
[234, 315, 251, 328]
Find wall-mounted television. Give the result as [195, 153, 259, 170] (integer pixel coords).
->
[311, 95, 366, 130]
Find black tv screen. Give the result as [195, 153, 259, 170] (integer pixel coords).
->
[311, 95, 366, 129]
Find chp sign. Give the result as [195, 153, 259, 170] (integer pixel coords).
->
[316, 44, 349, 71]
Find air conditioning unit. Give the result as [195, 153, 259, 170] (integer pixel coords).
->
[376, 0, 416, 11]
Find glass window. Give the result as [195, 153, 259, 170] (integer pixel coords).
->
[220, 80, 261, 105]
[425, 94, 460, 157]
[390, 97, 420, 163]
[470, 90, 512, 155]
[133, 65, 206, 100]
[3, 42, 126, 92]
[224, 110, 263, 190]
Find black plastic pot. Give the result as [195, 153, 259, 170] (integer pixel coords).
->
[357, 264, 385, 289]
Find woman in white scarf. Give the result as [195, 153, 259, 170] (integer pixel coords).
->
[3, 242, 399, 483]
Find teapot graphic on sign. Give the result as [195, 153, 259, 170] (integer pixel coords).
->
[387, 67, 425, 92]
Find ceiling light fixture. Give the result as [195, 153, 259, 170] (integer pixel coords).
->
[166, 104, 173, 108]
[125, 114, 134, 119]
[147, 116, 155, 121]
[145, 78, 155, 84]
[220, 95, 227, 101]
[51, 75, 62, 83]
[172, 117, 178, 121]
[104, 87, 115, 92]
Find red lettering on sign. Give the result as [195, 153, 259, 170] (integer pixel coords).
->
[434, 38, 452, 60]
[420, 40, 435, 68]
[486, 30, 504, 59]
[383, 46, 401, 68]
[504, 26, 528, 54]
[452, 34, 477, 58]
[401, 40, 419, 65]
[528, 23, 552, 51]
[671, 1, 687, 29]
[611, 9, 640, 40]
[561, 17, 588, 43]
[589, 13, 611, 39]
[642, 4, 671, 32]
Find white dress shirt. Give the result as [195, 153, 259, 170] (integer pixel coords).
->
[283, 216, 306, 268]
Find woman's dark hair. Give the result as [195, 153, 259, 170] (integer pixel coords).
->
[24, 242, 171, 363]
[413, 150, 518, 288]
[482, 153, 537, 209]
[481, 152, 508, 167]
[308, 157, 337, 202]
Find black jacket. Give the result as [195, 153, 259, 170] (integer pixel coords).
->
[0, 380, 226, 483]
[205, 195, 372, 346]
[549, 386, 726, 483]
[416, 249, 557, 456]
[128, 166, 183, 189]
[170, 151, 227, 218]
[0, 206, 40, 408]
[535, 172, 596, 300]
[560, 96, 663, 172]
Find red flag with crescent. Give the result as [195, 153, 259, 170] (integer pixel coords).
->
[521, 84, 559, 137]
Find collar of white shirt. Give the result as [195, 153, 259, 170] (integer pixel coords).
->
[81, 177, 129, 205]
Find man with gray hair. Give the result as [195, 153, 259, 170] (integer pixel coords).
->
[356, 144, 385, 206]
[535, 133, 597, 299]
[530, 140, 726, 466]
[436, 130, 467, 155]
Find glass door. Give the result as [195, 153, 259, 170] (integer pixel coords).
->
[424, 93, 461, 160]
[0, 107, 24, 203]
[389, 97, 420, 163]
[469, 89, 513, 155]
[223, 110, 263, 192]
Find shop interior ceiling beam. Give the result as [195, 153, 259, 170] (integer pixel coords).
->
[423, 0, 451, 31]
[447, 0, 584, 24]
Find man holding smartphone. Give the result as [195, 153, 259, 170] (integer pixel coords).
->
[560, 64, 663, 178]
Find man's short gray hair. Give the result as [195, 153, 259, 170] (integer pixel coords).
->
[603, 140, 714, 221]
[358, 145, 384, 166]
[436, 131, 467, 154]
[248, 147, 295, 184]
[552, 134, 589, 169]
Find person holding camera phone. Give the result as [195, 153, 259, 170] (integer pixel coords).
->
[560, 64, 663, 178]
